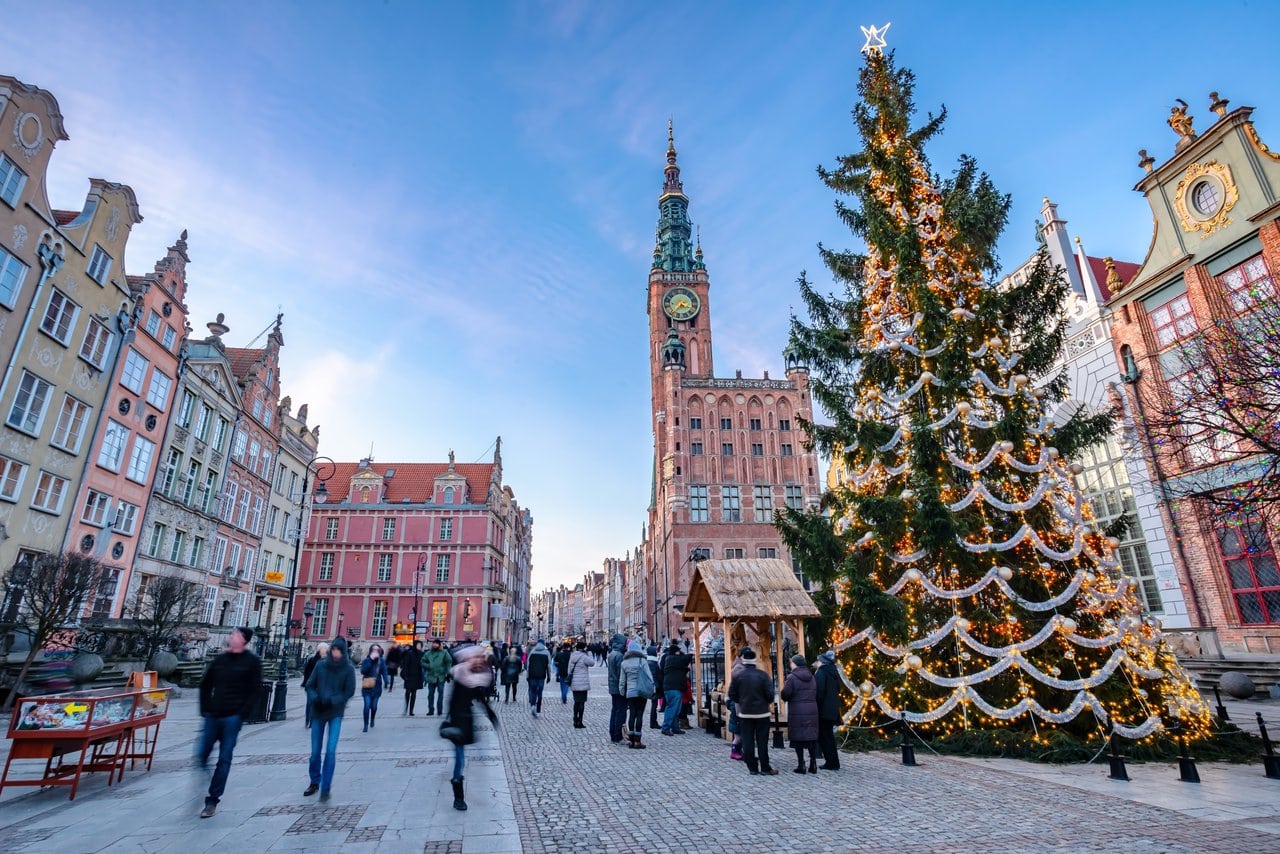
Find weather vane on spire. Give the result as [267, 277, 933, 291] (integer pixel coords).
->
[860, 22, 890, 55]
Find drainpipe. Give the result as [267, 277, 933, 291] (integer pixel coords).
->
[0, 240, 64, 404]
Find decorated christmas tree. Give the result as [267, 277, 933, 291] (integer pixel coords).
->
[784, 32, 1211, 748]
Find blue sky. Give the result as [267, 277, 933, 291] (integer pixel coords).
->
[8, 1, 1279, 590]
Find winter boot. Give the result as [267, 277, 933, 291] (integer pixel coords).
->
[631, 732, 646, 750]
[369, 708, 376, 728]
[808, 747, 818, 774]
[451, 777, 467, 811]
[794, 747, 807, 774]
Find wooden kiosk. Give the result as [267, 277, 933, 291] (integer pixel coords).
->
[682, 558, 820, 733]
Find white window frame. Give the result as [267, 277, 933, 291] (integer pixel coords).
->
[435, 554, 450, 584]
[145, 370, 171, 411]
[97, 419, 129, 472]
[319, 552, 334, 581]
[228, 542, 241, 578]
[81, 489, 113, 526]
[50, 394, 91, 453]
[439, 518, 453, 542]
[79, 319, 112, 370]
[120, 348, 148, 394]
[145, 309, 161, 337]
[169, 530, 187, 564]
[372, 600, 388, 637]
[203, 586, 218, 623]
[126, 435, 156, 484]
[0, 153, 27, 207]
[148, 522, 167, 558]
[31, 471, 68, 513]
[114, 500, 139, 536]
[0, 456, 26, 501]
[211, 537, 227, 575]
[39, 289, 78, 345]
[7, 370, 52, 435]
[0, 244, 29, 308]
[378, 553, 393, 582]
[162, 325, 177, 351]
[382, 518, 395, 541]
[87, 244, 112, 284]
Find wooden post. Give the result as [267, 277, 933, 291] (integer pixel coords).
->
[692, 616, 703, 726]
[723, 618, 734, 742]
[797, 618, 806, 660]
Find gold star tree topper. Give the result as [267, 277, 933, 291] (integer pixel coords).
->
[860, 23, 890, 54]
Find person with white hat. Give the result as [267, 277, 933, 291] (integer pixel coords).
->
[727, 648, 778, 776]
[439, 644, 497, 811]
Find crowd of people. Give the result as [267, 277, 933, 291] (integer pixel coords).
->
[192, 628, 845, 819]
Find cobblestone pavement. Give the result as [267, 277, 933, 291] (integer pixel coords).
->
[2, 666, 1279, 852]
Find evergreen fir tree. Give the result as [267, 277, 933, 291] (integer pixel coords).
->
[782, 43, 1210, 745]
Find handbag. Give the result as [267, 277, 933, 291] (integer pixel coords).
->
[439, 719, 463, 743]
[362, 676, 377, 690]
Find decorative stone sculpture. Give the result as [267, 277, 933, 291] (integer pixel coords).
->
[71, 653, 104, 684]
[1219, 671, 1256, 700]
[149, 651, 179, 678]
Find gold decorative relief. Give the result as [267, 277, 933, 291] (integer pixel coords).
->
[1245, 122, 1280, 162]
[1173, 161, 1238, 237]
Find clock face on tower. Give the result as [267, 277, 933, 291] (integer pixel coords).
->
[662, 286, 701, 321]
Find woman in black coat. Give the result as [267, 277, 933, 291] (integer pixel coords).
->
[400, 640, 425, 716]
[442, 645, 497, 812]
[781, 654, 820, 774]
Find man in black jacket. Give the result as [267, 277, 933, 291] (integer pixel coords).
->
[814, 649, 844, 770]
[197, 627, 262, 817]
[554, 642, 572, 704]
[659, 640, 691, 735]
[728, 648, 777, 775]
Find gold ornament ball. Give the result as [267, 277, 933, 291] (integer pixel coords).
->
[905, 568, 923, 583]
[859, 681, 874, 696]
[997, 566, 1014, 581]
[919, 370, 935, 383]
[888, 340, 901, 352]
[906, 654, 923, 670]
[999, 440, 1014, 453]
[1069, 463, 1084, 475]
[956, 401, 971, 415]
[1045, 447, 1060, 458]
[1013, 374, 1029, 387]
[1059, 617, 1077, 633]
[955, 617, 970, 631]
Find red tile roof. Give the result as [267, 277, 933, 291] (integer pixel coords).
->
[225, 346, 263, 381]
[52, 209, 79, 226]
[1086, 256, 1140, 302]
[324, 461, 495, 504]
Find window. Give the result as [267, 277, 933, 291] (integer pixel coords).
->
[431, 601, 448, 637]
[689, 486, 709, 522]
[778, 419, 791, 432]
[176, 391, 195, 428]
[231, 430, 247, 462]
[146, 370, 172, 410]
[691, 442, 704, 456]
[720, 417, 732, 430]
[1217, 517, 1280, 625]
[376, 553, 393, 582]
[162, 325, 177, 351]
[248, 440, 260, 472]
[169, 530, 187, 563]
[126, 436, 156, 483]
[81, 489, 113, 526]
[785, 485, 804, 511]
[235, 489, 250, 528]
[0, 245, 29, 307]
[0, 456, 26, 501]
[212, 418, 229, 451]
[749, 418, 761, 431]
[325, 518, 339, 540]
[267, 505, 279, 537]
[8, 371, 52, 434]
[160, 449, 182, 496]
[382, 518, 396, 541]
[91, 569, 119, 619]
[97, 420, 129, 471]
[195, 405, 211, 441]
[436, 554, 451, 583]
[242, 548, 256, 581]
[751, 443, 763, 456]
[251, 398, 262, 421]
[262, 408, 271, 428]
[758, 547, 777, 559]
[182, 461, 201, 504]
[148, 523, 167, 558]
[372, 600, 388, 637]
[781, 443, 794, 456]
[312, 599, 330, 636]
[443, 486, 455, 504]
[0, 153, 26, 206]
[724, 548, 745, 559]
[190, 537, 205, 569]
[211, 537, 227, 575]
[721, 442, 733, 456]
[39, 289, 79, 344]
[120, 348, 148, 393]
[1148, 294, 1197, 348]
[439, 519, 453, 542]
[87, 245, 112, 284]
[202, 470, 219, 513]
[31, 471, 68, 513]
[227, 543, 241, 578]
[145, 310, 161, 337]
[114, 501, 139, 536]
[319, 553, 335, 581]
[753, 486, 774, 522]
[50, 395, 91, 453]
[690, 416, 702, 430]
[250, 495, 264, 535]
[722, 486, 741, 522]
[1218, 254, 1274, 312]
[79, 319, 112, 369]
[202, 586, 218, 623]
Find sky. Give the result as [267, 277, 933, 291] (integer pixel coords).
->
[7, 1, 1280, 592]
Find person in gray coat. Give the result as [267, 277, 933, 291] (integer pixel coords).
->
[781, 654, 819, 774]
[619, 639, 655, 749]
[606, 633, 628, 744]
[567, 641, 594, 729]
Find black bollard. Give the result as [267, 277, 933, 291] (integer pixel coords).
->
[901, 721, 917, 766]
[1213, 684, 1230, 723]
[1177, 731, 1200, 784]
[1107, 732, 1130, 781]
[1257, 713, 1280, 780]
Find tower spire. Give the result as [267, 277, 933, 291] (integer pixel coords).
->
[655, 121, 695, 271]
[663, 118, 684, 197]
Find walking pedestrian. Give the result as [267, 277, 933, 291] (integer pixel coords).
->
[304, 636, 356, 801]
[567, 640, 594, 728]
[728, 648, 777, 776]
[359, 644, 389, 732]
[606, 633, 628, 744]
[646, 645, 662, 730]
[302, 643, 327, 729]
[196, 627, 261, 818]
[423, 639, 452, 715]
[814, 649, 844, 770]
[501, 646, 523, 703]
[386, 643, 402, 691]
[619, 640, 654, 749]
[659, 639, 690, 736]
[525, 639, 552, 717]
[441, 644, 498, 811]
[401, 640, 425, 716]
[781, 654, 819, 774]
[554, 642, 573, 704]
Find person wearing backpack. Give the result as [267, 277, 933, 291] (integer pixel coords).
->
[619, 639, 655, 749]
[500, 647, 523, 703]
[554, 642, 573, 704]
[567, 641, 594, 728]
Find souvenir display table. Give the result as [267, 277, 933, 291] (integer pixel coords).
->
[1, 684, 171, 800]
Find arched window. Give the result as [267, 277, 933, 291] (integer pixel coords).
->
[444, 486, 455, 505]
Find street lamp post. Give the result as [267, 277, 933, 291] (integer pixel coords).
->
[536, 610, 543, 639]
[269, 455, 335, 722]
[415, 555, 426, 641]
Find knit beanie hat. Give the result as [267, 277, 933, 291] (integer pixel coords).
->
[791, 654, 807, 668]
[646, 645, 658, 656]
[819, 650, 836, 665]
[740, 648, 757, 664]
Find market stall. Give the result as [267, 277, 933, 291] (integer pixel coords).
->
[2, 682, 171, 800]
[681, 558, 819, 737]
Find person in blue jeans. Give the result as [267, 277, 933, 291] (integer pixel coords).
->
[660, 639, 691, 735]
[442, 644, 498, 811]
[554, 642, 572, 704]
[359, 644, 389, 732]
[196, 627, 262, 818]
[305, 637, 356, 801]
